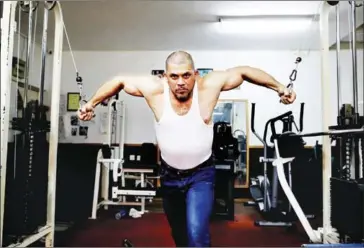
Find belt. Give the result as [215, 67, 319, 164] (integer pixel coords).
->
[161, 156, 213, 177]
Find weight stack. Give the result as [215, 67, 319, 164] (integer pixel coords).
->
[331, 177, 364, 241]
[3, 131, 49, 236]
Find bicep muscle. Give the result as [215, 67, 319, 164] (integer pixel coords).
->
[121, 75, 160, 97]
[222, 68, 244, 91]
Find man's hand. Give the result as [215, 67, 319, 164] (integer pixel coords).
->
[278, 86, 296, 104]
[78, 102, 95, 121]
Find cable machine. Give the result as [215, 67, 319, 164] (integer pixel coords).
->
[329, 0, 364, 244]
[1, 1, 65, 247]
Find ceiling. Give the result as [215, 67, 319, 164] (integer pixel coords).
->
[16, 1, 364, 51]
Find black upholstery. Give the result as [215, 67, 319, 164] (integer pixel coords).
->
[123, 143, 159, 173]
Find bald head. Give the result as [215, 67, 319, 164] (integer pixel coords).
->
[165, 51, 195, 71]
[164, 51, 197, 102]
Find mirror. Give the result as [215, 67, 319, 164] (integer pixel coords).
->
[212, 99, 249, 188]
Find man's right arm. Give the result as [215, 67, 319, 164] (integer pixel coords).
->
[78, 74, 161, 121]
[88, 75, 155, 108]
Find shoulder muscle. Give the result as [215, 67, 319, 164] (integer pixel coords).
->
[200, 71, 231, 90]
[202, 69, 243, 91]
[120, 75, 163, 97]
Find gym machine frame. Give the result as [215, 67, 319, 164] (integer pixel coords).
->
[246, 1, 362, 245]
[246, 103, 306, 228]
[91, 98, 126, 219]
[318, 1, 363, 244]
[1, 1, 64, 247]
[90, 99, 156, 220]
[256, 1, 363, 244]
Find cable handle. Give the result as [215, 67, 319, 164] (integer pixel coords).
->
[280, 56, 302, 104]
[76, 72, 84, 109]
[76, 73, 96, 117]
[287, 56, 302, 92]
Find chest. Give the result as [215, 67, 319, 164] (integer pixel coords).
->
[153, 94, 216, 125]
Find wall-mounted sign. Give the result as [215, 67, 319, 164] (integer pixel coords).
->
[197, 68, 213, 77]
[67, 92, 80, 111]
[151, 70, 165, 78]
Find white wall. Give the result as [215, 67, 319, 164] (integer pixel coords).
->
[58, 49, 363, 146]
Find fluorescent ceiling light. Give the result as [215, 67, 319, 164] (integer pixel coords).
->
[217, 15, 314, 34]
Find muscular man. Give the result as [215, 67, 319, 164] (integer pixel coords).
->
[78, 51, 296, 247]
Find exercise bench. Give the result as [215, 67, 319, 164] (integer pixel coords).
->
[90, 149, 156, 219]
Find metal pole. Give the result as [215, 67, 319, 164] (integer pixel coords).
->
[350, 1, 358, 113]
[120, 101, 126, 161]
[335, 4, 341, 115]
[39, 6, 49, 107]
[0, 2, 17, 246]
[23, 1, 33, 110]
[319, 2, 332, 244]
[45, 2, 64, 247]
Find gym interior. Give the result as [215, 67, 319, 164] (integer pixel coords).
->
[1, 1, 364, 247]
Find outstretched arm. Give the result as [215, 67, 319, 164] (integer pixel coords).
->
[223, 66, 285, 92]
[211, 66, 296, 104]
[78, 75, 159, 121]
[88, 75, 153, 108]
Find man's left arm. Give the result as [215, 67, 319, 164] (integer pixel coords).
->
[219, 66, 296, 104]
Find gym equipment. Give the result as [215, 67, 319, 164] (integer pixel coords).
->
[213, 160, 235, 220]
[327, 1, 339, 6]
[90, 99, 156, 220]
[260, 117, 363, 243]
[5, 100, 50, 235]
[1, 1, 64, 247]
[331, 178, 364, 242]
[19, 1, 39, 12]
[327, 1, 364, 244]
[245, 102, 306, 227]
[119, 143, 159, 213]
[234, 129, 247, 184]
[211, 119, 240, 220]
[250, 9, 364, 240]
[4, 3, 51, 235]
[212, 121, 240, 161]
[134, 179, 155, 203]
[267, 118, 363, 245]
[60, 5, 96, 117]
[245, 44, 306, 226]
[285, 56, 302, 96]
[293, 2, 362, 244]
[4, 0, 50, 236]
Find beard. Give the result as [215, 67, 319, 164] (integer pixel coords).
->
[173, 91, 191, 102]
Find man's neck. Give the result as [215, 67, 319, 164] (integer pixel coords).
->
[171, 91, 193, 106]
[173, 97, 192, 108]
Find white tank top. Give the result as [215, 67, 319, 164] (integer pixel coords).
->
[154, 81, 214, 170]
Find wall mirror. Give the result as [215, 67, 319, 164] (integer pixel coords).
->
[212, 99, 249, 188]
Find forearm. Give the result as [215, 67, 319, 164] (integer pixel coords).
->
[89, 77, 123, 108]
[234, 66, 285, 93]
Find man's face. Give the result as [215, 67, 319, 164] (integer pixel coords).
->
[165, 62, 198, 102]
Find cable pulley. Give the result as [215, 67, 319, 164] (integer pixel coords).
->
[19, 1, 39, 13]
[44, 1, 57, 10]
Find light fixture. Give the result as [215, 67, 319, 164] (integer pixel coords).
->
[217, 15, 315, 34]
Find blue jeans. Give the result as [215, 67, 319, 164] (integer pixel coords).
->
[159, 158, 216, 247]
